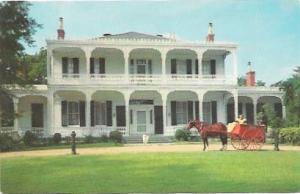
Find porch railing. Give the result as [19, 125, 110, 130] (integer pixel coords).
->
[50, 73, 236, 85]
[52, 126, 126, 137]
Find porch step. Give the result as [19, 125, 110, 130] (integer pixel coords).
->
[124, 135, 174, 144]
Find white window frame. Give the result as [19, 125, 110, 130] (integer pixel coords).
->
[67, 101, 80, 126]
[94, 101, 107, 126]
[176, 101, 188, 125]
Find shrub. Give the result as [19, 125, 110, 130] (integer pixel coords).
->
[84, 135, 96, 144]
[109, 130, 123, 143]
[23, 130, 38, 146]
[175, 128, 191, 141]
[279, 127, 300, 145]
[53, 133, 62, 145]
[0, 133, 14, 152]
[99, 134, 109, 143]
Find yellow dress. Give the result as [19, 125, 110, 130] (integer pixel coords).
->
[227, 118, 247, 132]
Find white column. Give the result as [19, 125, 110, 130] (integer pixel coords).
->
[232, 49, 238, 81]
[161, 91, 168, 134]
[47, 91, 54, 135]
[123, 49, 130, 82]
[123, 91, 131, 135]
[253, 98, 257, 124]
[197, 91, 204, 121]
[86, 93, 91, 128]
[197, 51, 204, 79]
[160, 49, 167, 75]
[85, 51, 91, 79]
[234, 91, 238, 120]
[13, 98, 19, 132]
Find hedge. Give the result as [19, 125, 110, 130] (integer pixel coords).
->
[279, 127, 300, 145]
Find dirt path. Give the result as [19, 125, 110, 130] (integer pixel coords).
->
[1, 143, 300, 158]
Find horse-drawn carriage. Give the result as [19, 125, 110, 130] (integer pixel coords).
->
[230, 124, 265, 150]
[187, 120, 266, 151]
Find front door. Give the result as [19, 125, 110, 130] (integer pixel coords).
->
[131, 106, 153, 135]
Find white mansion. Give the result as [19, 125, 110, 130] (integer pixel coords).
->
[1, 19, 285, 137]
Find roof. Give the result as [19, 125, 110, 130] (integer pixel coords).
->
[95, 31, 170, 40]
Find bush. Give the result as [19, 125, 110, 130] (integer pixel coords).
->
[84, 135, 96, 144]
[99, 134, 109, 143]
[53, 133, 62, 145]
[279, 127, 300, 145]
[0, 133, 14, 152]
[109, 130, 123, 143]
[175, 128, 191, 141]
[23, 130, 38, 146]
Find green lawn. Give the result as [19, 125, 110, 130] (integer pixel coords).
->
[1, 151, 300, 193]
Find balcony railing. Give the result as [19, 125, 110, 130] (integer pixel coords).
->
[50, 73, 236, 85]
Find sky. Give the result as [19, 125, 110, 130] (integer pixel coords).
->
[26, 0, 300, 85]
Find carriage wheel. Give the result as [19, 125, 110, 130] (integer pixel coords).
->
[231, 135, 249, 150]
[246, 132, 265, 151]
[247, 136, 265, 151]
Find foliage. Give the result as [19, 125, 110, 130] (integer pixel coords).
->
[237, 76, 246, 86]
[2, 152, 300, 193]
[99, 134, 109, 142]
[84, 135, 97, 144]
[279, 127, 300, 145]
[175, 128, 191, 141]
[53, 133, 62, 145]
[256, 80, 266, 86]
[261, 103, 284, 129]
[23, 130, 38, 146]
[109, 130, 123, 143]
[0, 1, 42, 85]
[272, 66, 300, 126]
[24, 47, 47, 84]
[0, 133, 14, 152]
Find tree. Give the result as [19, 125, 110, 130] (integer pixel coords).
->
[0, 1, 42, 85]
[256, 80, 266, 86]
[237, 76, 246, 86]
[24, 47, 47, 84]
[0, 1, 41, 125]
[273, 66, 300, 126]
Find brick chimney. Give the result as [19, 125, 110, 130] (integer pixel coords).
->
[246, 61, 256, 86]
[57, 17, 65, 40]
[206, 22, 214, 42]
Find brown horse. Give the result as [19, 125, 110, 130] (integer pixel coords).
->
[187, 120, 228, 151]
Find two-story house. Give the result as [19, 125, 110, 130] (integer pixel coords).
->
[0, 19, 285, 137]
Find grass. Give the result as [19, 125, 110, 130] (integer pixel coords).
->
[6, 142, 123, 152]
[1, 151, 300, 193]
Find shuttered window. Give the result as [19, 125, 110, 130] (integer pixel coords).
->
[210, 59, 216, 75]
[62, 57, 68, 74]
[68, 102, 80, 125]
[171, 59, 177, 74]
[148, 59, 152, 74]
[72, 58, 79, 74]
[176, 101, 188, 125]
[31, 103, 43, 128]
[99, 58, 105, 74]
[195, 59, 199, 74]
[106, 101, 112, 126]
[116, 106, 126, 127]
[90, 58, 95, 74]
[94, 102, 106, 125]
[186, 59, 192, 74]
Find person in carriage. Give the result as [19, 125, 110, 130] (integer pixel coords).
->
[227, 114, 247, 132]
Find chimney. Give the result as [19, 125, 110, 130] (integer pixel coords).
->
[206, 22, 214, 42]
[57, 17, 65, 40]
[246, 61, 256, 86]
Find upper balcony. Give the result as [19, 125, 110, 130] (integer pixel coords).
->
[47, 39, 238, 86]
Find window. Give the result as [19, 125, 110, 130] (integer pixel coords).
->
[94, 102, 106, 125]
[31, 103, 43, 127]
[176, 102, 188, 125]
[203, 102, 212, 123]
[68, 102, 80, 125]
